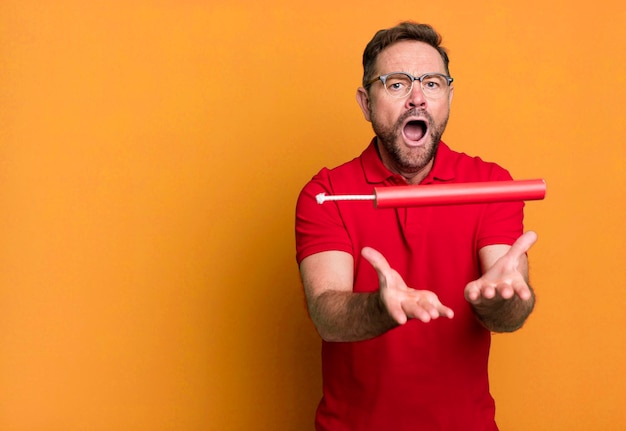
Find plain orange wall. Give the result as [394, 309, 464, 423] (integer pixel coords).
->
[1, 1, 625, 430]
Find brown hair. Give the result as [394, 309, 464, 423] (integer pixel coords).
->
[362, 21, 450, 88]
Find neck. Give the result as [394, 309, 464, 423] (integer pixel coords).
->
[401, 161, 433, 185]
[375, 139, 434, 185]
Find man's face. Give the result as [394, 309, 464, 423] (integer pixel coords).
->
[357, 40, 454, 184]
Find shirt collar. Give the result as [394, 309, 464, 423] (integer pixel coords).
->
[361, 138, 456, 185]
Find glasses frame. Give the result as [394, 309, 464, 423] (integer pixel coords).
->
[366, 72, 454, 99]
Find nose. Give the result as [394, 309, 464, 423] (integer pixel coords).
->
[405, 82, 427, 109]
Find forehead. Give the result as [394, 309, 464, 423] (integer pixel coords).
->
[375, 40, 445, 75]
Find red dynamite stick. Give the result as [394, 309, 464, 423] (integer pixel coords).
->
[315, 179, 547, 207]
[374, 179, 546, 208]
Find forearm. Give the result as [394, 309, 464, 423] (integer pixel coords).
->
[471, 287, 535, 333]
[308, 290, 398, 342]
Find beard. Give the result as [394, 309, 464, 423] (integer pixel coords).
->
[371, 108, 449, 175]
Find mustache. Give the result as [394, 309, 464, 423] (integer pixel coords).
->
[397, 108, 433, 126]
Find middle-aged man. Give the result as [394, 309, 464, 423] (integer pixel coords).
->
[295, 21, 537, 430]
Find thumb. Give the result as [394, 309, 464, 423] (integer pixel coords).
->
[361, 247, 407, 324]
[361, 246, 391, 273]
[508, 230, 538, 260]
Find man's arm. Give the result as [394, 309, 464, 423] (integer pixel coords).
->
[465, 231, 537, 333]
[300, 248, 454, 343]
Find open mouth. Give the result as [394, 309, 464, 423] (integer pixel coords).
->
[403, 120, 427, 142]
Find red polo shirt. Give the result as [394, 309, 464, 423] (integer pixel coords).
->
[295, 139, 524, 431]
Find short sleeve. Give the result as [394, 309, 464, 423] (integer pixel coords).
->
[295, 169, 354, 264]
[475, 168, 524, 249]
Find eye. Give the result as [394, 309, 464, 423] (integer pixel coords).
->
[421, 75, 446, 92]
[385, 74, 412, 93]
[423, 78, 441, 89]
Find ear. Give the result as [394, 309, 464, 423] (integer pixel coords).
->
[356, 87, 372, 122]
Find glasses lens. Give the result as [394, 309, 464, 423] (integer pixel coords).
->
[384, 74, 413, 98]
[420, 75, 449, 98]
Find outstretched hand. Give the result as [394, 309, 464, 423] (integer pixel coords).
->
[361, 247, 454, 325]
[465, 231, 537, 306]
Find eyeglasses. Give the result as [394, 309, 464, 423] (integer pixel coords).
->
[366, 72, 454, 99]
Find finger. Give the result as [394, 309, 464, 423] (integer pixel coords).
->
[401, 300, 432, 323]
[403, 298, 454, 321]
[464, 281, 480, 302]
[438, 304, 455, 319]
[465, 281, 497, 303]
[483, 284, 497, 299]
[361, 246, 391, 273]
[361, 247, 393, 293]
[387, 301, 409, 325]
[494, 282, 514, 300]
[507, 231, 538, 260]
[510, 278, 533, 301]
[417, 298, 442, 320]
[428, 302, 455, 319]
[422, 294, 455, 319]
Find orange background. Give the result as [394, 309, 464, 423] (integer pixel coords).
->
[1, 1, 625, 430]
